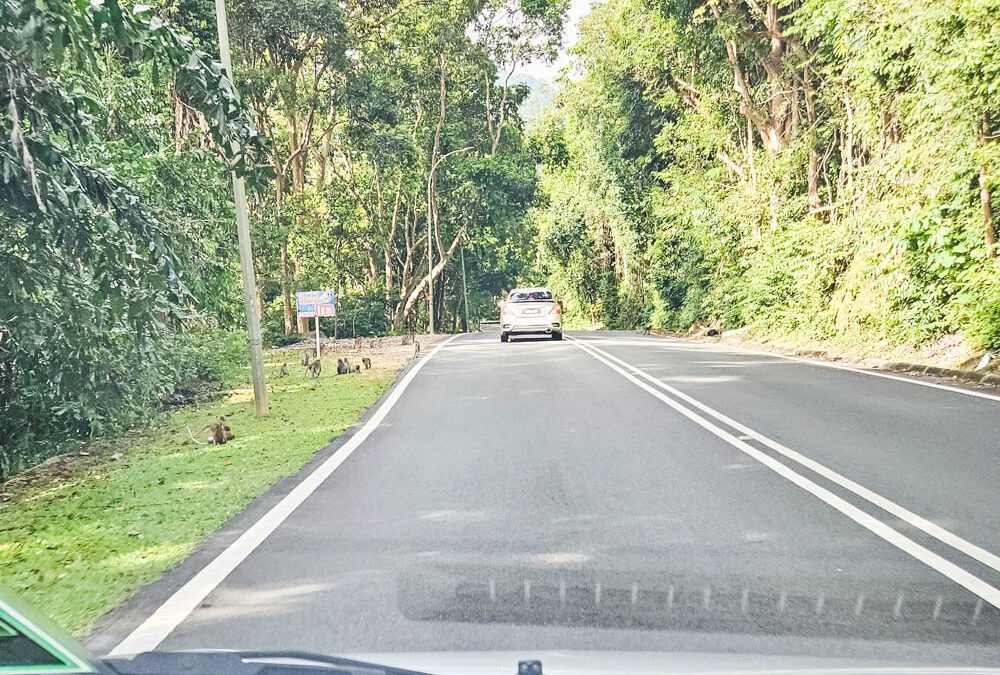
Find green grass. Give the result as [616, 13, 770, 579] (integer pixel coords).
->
[0, 353, 399, 637]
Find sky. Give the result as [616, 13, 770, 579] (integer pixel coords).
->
[515, 0, 596, 82]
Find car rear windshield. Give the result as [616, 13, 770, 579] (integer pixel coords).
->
[509, 290, 553, 302]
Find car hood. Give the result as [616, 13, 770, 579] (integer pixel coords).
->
[334, 651, 1000, 675]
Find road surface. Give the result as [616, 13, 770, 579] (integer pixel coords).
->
[93, 331, 1000, 665]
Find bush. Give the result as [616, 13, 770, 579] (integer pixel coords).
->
[167, 330, 249, 404]
[964, 297, 1000, 351]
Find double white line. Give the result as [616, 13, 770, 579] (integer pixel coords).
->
[568, 336, 1000, 611]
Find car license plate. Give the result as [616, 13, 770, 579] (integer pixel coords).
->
[524, 307, 540, 315]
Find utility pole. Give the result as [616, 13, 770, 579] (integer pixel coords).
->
[460, 246, 470, 332]
[214, 0, 268, 416]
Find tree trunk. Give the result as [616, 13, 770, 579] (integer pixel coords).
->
[843, 87, 855, 196]
[385, 179, 403, 293]
[804, 79, 821, 213]
[980, 112, 996, 259]
[981, 163, 995, 258]
[274, 172, 293, 335]
[295, 259, 309, 333]
[173, 90, 185, 153]
[396, 227, 467, 328]
[435, 267, 446, 330]
[280, 244, 294, 335]
[426, 53, 447, 335]
[317, 98, 335, 188]
[765, 3, 786, 135]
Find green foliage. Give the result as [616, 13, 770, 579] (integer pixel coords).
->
[965, 297, 1000, 350]
[332, 290, 393, 338]
[0, 0, 265, 478]
[171, 331, 249, 399]
[529, 0, 1000, 350]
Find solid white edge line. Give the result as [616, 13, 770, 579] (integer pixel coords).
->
[567, 337, 1000, 611]
[608, 334, 1000, 403]
[108, 334, 463, 657]
[574, 338, 1000, 574]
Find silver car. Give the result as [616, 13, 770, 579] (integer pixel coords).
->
[499, 287, 562, 342]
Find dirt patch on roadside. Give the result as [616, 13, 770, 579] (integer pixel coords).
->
[275, 333, 448, 372]
[0, 438, 125, 503]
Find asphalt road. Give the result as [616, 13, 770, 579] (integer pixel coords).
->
[94, 331, 1000, 666]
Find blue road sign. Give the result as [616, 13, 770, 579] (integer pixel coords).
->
[296, 290, 336, 318]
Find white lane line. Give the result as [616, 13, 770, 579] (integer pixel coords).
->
[586, 334, 1000, 403]
[572, 338, 1000, 574]
[568, 337, 1000, 610]
[109, 334, 463, 657]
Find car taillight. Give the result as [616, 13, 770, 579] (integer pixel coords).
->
[549, 304, 562, 315]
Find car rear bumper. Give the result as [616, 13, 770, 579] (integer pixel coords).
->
[503, 321, 561, 334]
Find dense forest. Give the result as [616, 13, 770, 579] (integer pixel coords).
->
[529, 0, 1000, 347]
[2, 0, 998, 476]
[0, 0, 566, 474]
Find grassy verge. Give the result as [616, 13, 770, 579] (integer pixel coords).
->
[0, 350, 399, 637]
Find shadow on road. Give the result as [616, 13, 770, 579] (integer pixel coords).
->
[504, 336, 563, 344]
[397, 563, 999, 646]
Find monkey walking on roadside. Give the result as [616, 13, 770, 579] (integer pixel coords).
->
[277, 363, 289, 377]
[641, 326, 651, 335]
[337, 358, 349, 375]
[354, 336, 364, 349]
[412, 340, 421, 359]
[368, 339, 376, 349]
[361, 357, 371, 370]
[301, 350, 311, 367]
[307, 359, 322, 377]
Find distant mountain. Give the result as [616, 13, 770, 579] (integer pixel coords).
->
[510, 73, 556, 122]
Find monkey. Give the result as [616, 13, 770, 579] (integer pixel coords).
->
[209, 416, 235, 445]
[307, 359, 322, 377]
[401, 333, 412, 346]
[277, 362, 289, 377]
[353, 364, 361, 373]
[218, 416, 235, 441]
[354, 336, 364, 349]
[210, 422, 227, 445]
[301, 350, 311, 367]
[337, 358, 349, 375]
[412, 340, 421, 359]
[641, 326, 651, 335]
[361, 357, 371, 370]
[368, 339, 376, 349]
[186, 416, 233, 445]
